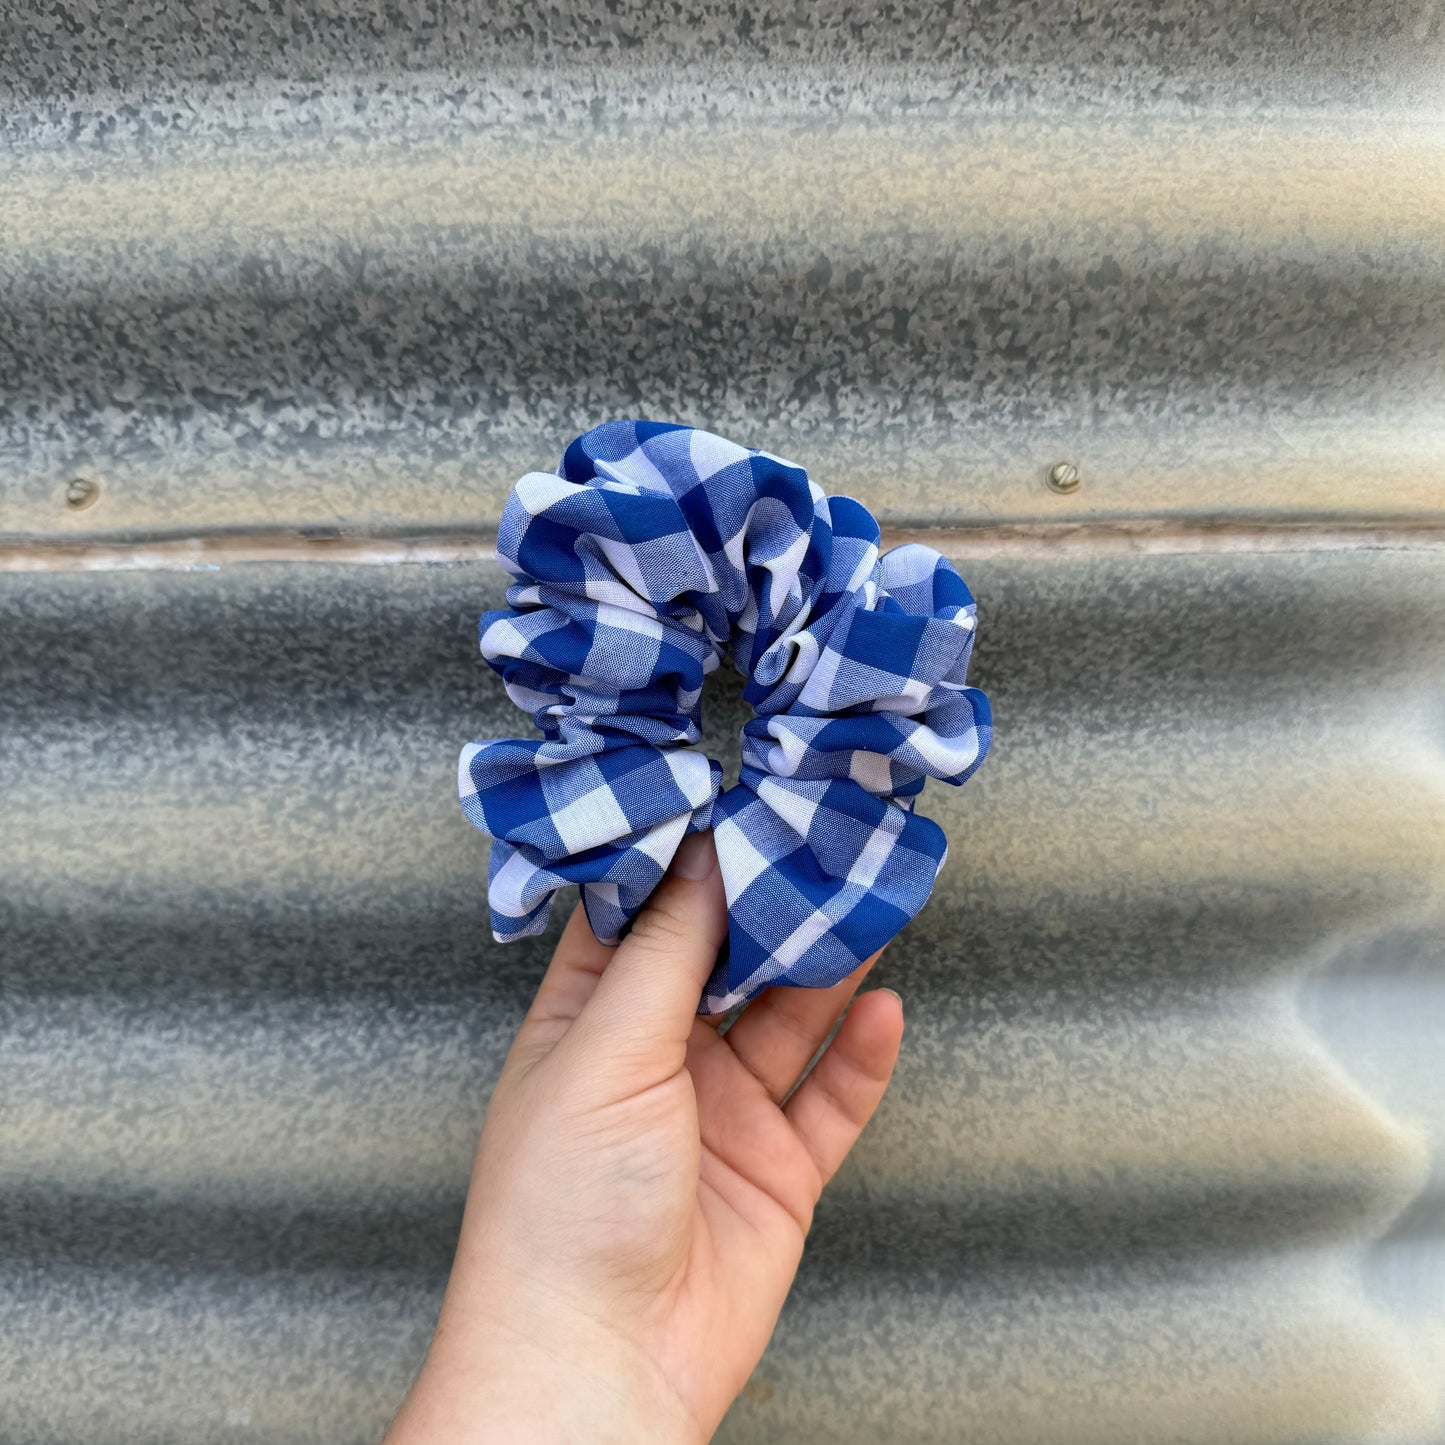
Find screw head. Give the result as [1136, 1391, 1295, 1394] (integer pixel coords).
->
[1046, 461, 1081, 494]
[65, 476, 101, 511]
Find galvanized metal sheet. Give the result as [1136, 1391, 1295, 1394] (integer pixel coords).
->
[4, 2, 1445, 1440]
[2, 549, 1443, 1441]
[3, 4, 1444, 540]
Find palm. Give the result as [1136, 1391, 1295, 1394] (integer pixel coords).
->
[569, 949, 901, 1432]
[664, 1022, 827, 1408]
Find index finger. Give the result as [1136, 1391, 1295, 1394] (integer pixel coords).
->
[560, 830, 728, 1083]
[520, 899, 617, 1039]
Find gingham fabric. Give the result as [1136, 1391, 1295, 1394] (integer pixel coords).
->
[459, 421, 992, 1014]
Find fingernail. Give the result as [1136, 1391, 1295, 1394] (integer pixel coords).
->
[671, 831, 717, 881]
[878, 987, 903, 1008]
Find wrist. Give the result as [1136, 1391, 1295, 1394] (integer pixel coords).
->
[387, 1312, 704, 1445]
[433, 1369, 699, 1445]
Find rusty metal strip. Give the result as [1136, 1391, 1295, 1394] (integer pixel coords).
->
[3, 521, 1444, 573]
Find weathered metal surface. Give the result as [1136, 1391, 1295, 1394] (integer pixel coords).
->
[3, 4, 1444, 539]
[4, 2, 1445, 1440]
[2, 549, 1443, 1442]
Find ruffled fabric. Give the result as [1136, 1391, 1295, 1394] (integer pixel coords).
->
[459, 421, 991, 1013]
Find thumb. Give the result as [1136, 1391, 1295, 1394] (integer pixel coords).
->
[561, 830, 728, 1083]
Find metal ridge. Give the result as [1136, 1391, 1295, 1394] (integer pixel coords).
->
[4, 520, 1445, 573]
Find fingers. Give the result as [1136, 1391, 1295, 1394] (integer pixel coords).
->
[784, 988, 904, 1189]
[722, 951, 884, 1103]
[565, 830, 728, 1077]
[519, 901, 617, 1036]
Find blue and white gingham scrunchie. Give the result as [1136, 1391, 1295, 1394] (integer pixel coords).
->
[459, 421, 992, 1014]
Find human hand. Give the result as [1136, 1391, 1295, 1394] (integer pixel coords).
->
[383, 829, 905, 1443]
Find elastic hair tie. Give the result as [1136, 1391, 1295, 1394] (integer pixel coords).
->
[459, 421, 992, 1014]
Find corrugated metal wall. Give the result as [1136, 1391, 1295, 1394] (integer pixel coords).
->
[2, 4, 1443, 1442]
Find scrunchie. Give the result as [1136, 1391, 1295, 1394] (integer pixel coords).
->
[459, 421, 992, 1014]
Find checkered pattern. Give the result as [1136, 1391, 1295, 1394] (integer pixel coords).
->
[460, 420, 992, 1013]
